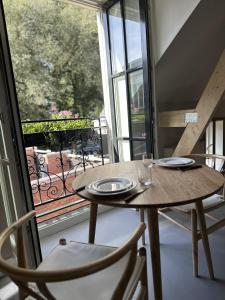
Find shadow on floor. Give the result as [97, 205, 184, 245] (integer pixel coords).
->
[40, 208, 225, 300]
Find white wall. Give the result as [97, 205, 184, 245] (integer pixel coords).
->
[151, 0, 225, 157]
[151, 0, 200, 62]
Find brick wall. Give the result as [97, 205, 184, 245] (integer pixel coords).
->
[46, 151, 70, 174]
[26, 147, 38, 180]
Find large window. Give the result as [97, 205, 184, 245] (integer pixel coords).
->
[105, 0, 152, 161]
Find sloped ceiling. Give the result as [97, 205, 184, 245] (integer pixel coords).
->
[155, 0, 225, 110]
[152, 0, 200, 62]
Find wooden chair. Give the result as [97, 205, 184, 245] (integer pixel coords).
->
[0, 211, 148, 300]
[158, 154, 225, 278]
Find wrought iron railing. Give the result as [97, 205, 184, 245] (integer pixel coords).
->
[22, 117, 109, 222]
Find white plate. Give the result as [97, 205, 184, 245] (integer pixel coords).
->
[156, 157, 195, 168]
[86, 178, 137, 196]
[90, 177, 133, 193]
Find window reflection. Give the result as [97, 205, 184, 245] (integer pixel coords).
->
[118, 140, 131, 161]
[107, 0, 150, 161]
[133, 141, 146, 160]
[108, 3, 125, 74]
[113, 76, 129, 138]
[124, 0, 142, 69]
[129, 70, 146, 138]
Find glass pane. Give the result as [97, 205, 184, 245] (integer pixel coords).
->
[129, 70, 146, 138]
[133, 140, 146, 160]
[114, 76, 129, 138]
[108, 3, 125, 74]
[118, 140, 131, 161]
[124, 0, 142, 69]
[206, 122, 213, 154]
[215, 121, 223, 168]
[0, 122, 14, 226]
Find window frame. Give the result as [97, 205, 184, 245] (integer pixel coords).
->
[103, 0, 153, 161]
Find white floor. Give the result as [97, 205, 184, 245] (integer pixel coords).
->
[0, 281, 18, 300]
[40, 207, 225, 300]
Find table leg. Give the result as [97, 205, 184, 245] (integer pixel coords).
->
[89, 203, 98, 244]
[195, 201, 214, 279]
[147, 208, 162, 300]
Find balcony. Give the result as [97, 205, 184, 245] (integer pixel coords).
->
[22, 117, 110, 225]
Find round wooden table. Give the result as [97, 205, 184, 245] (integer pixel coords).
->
[73, 160, 224, 300]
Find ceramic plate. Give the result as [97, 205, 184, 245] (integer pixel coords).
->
[87, 177, 137, 196]
[156, 157, 195, 168]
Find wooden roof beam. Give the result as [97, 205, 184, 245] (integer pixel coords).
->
[173, 49, 225, 156]
[159, 109, 195, 128]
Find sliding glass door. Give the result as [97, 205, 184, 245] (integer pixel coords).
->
[105, 0, 152, 161]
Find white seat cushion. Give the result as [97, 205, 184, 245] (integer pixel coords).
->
[30, 241, 143, 300]
[175, 194, 223, 211]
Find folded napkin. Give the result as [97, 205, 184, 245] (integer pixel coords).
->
[179, 164, 202, 171]
[75, 184, 148, 203]
[124, 187, 149, 202]
[75, 185, 86, 193]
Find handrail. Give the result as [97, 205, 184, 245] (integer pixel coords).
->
[0, 158, 10, 166]
[21, 116, 104, 123]
[190, 153, 225, 160]
[22, 117, 108, 221]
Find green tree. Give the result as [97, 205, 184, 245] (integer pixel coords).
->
[3, 0, 103, 119]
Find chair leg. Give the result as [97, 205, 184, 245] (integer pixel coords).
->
[140, 209, 146, 245]
[195, 201, 214, 279]
[191, 209, 198, 277]
[139, 247, 148, 300]
[19, 288, 27, 300]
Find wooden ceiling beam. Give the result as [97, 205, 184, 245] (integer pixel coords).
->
[159, 109, 195, 127]
[173, 49, 225, 156]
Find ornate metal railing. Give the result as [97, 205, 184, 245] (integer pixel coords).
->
[22, 117, 109, 222]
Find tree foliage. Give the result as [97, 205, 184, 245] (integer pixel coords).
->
[3, 0, 103, 120]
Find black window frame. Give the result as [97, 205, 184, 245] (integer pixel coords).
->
[102, 0, 153, 161]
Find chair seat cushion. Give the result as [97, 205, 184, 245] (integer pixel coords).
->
[175, 194, 223, 212]
[30, 241, 143, 300]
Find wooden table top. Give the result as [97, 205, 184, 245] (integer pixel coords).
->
[72, 160, 225, 208]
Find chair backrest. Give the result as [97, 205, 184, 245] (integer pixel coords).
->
[188, 154, 225, 171]
[0, 211, 146, 300]
[188, 153, 225, 198]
